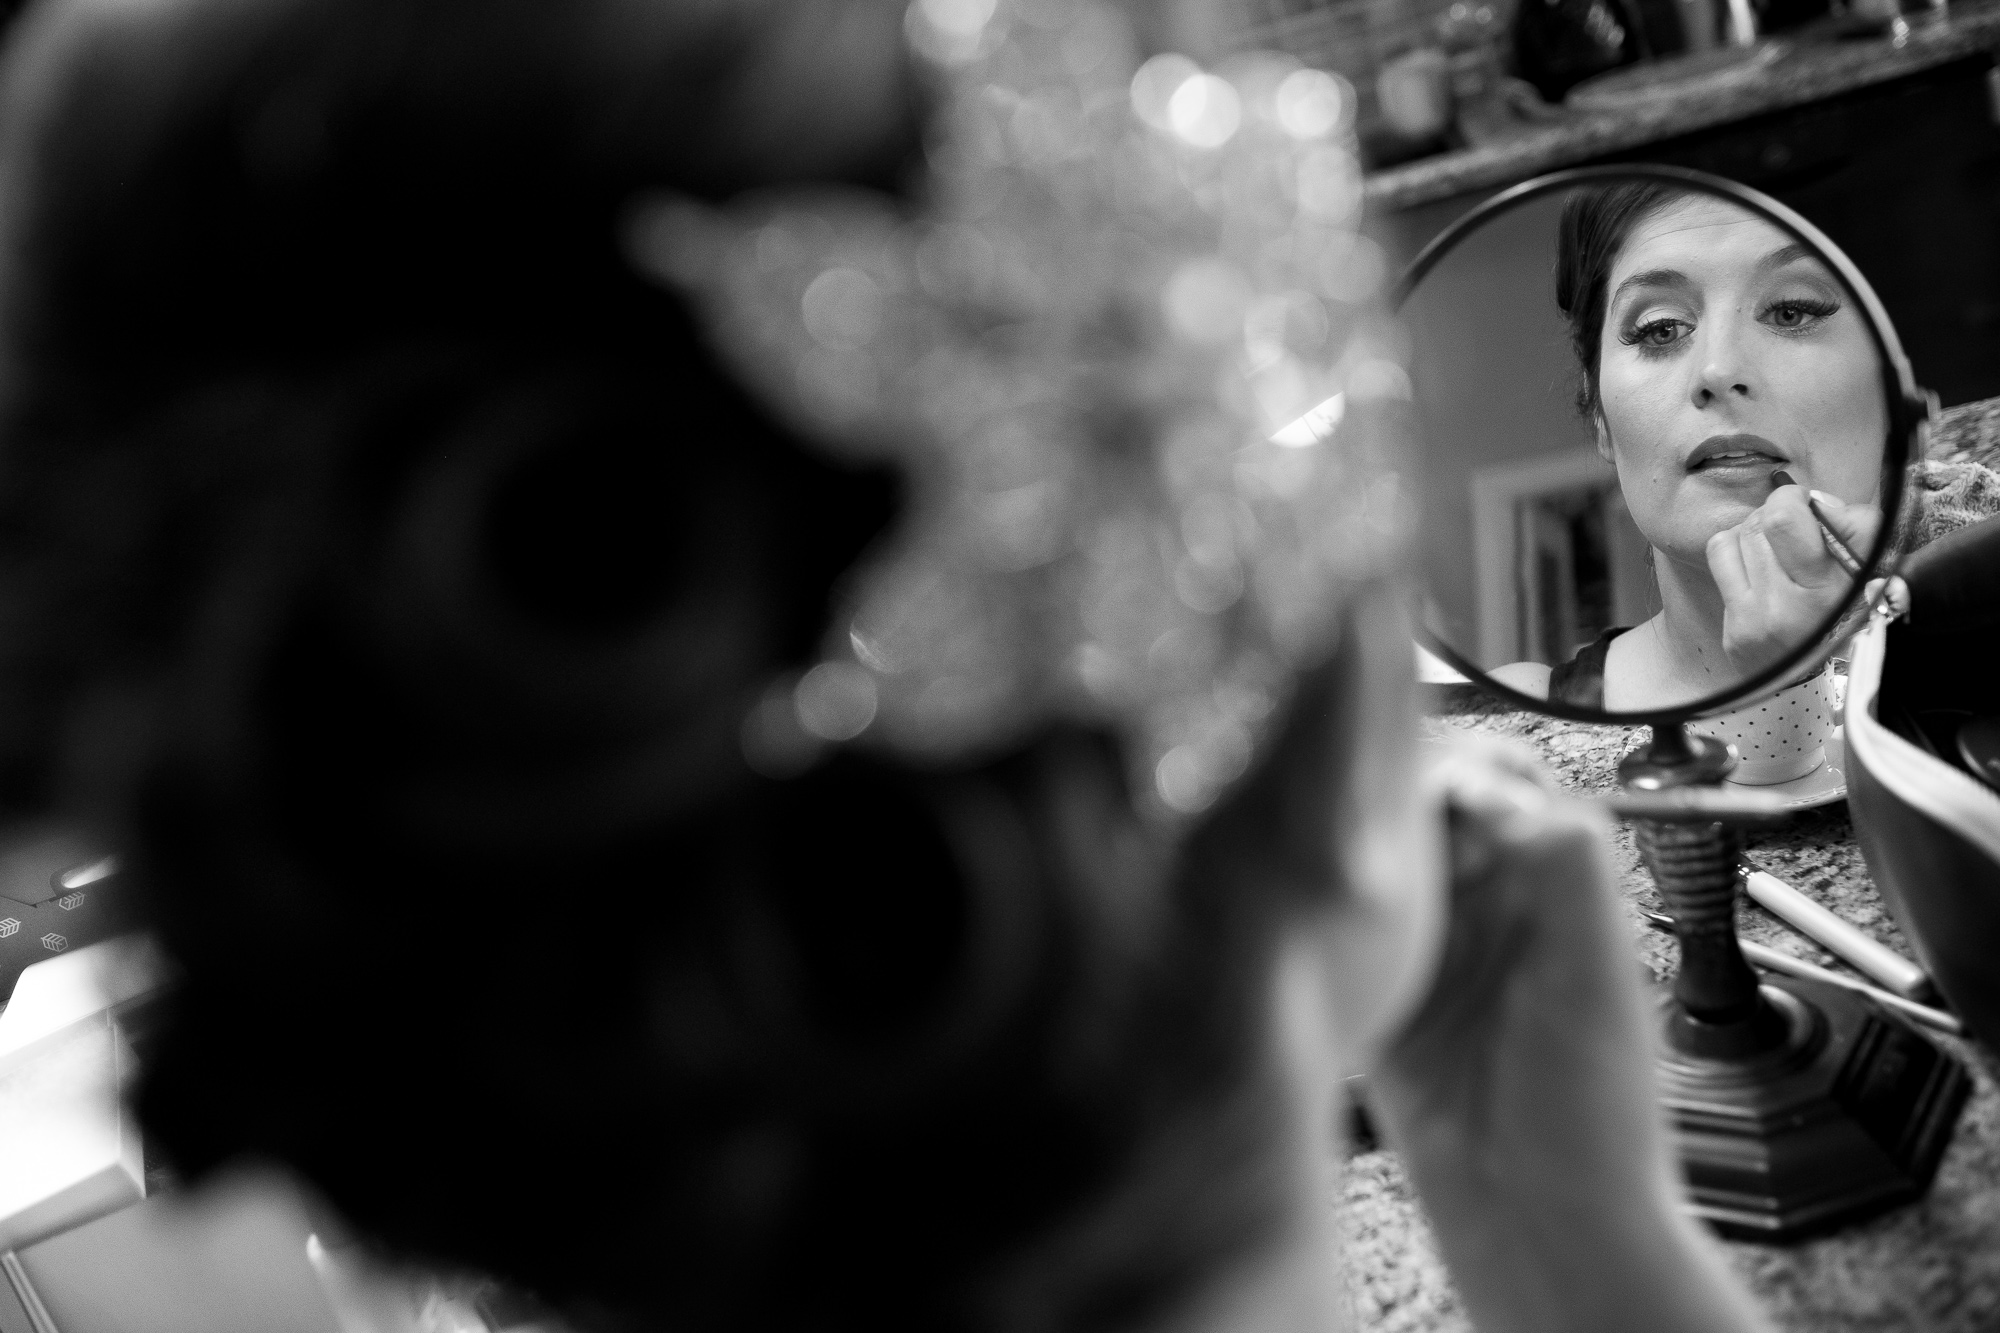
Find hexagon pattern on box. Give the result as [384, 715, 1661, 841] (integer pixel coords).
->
[0, 838, 121, 1002]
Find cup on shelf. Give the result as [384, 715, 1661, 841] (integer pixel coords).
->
[1377, 48, 1455, 141]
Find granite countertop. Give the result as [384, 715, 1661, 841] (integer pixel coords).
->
[1365, 0, 2000, 212]
[1935, 395, 2000, 467]
[1340, 693, 2000, 1332]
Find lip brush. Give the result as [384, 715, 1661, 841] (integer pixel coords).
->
[1772, 469, 1864, 575]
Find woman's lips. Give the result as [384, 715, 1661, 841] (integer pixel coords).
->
[1686, 433, 1787, 473]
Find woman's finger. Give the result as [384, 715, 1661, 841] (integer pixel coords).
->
[1384, 785, 1624, 1073]
[1737, 524, 1799, 602]
[1419, 729, 1549, 794]
[1706, 525, 1754, 606]
[1421, 737, 1566, 885]
[1807, 489, 1884, 558]
[1753, 486, 1842, 586]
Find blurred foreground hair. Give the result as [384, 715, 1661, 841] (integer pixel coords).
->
[0, 2, 1361, 1330]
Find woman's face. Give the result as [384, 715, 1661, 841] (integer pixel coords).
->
[1595, 196, 1885, 565]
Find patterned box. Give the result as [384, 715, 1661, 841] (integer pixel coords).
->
[0, 831, 123, 1006]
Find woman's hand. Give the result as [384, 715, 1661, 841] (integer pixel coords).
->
[1708, 484, 1881, 677]
[1368, 736, 1771, 1333]
[1372, 737, 1668, 1227]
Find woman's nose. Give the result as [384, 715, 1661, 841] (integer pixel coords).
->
[1690, 325, 1754, 406]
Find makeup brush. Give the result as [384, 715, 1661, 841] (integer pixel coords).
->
[1772, 469, 1864, 576]
[1739, 859, 1934, 1000]
[1640, 908, 1962, 1036]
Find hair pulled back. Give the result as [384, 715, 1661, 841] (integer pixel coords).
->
[1554, 182, 1684, 418]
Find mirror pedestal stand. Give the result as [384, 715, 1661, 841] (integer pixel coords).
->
[1620, 724, 1970, 1240]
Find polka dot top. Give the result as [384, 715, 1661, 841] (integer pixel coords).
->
[1691, 667, 1836, 785]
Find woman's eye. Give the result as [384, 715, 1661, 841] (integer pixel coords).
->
[1764, 297, 1838, 330]
[1625, 316, 1688, 349]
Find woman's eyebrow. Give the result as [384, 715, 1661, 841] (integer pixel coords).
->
[1608, 268, 1687, 305]
[1757, 241, 1818, 273]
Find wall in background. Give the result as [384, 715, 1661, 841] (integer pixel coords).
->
[1236, 0, 1483, 123]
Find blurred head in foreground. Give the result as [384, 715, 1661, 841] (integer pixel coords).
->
[0, 1, 1439, 1330]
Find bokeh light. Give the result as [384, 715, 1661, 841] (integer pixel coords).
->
[1274, 69, 1351, 139]
[1270, 391, 1346, 447]
[1347, 357, 1414, 402]
[921, 0, 998, 37]
[1162, 258, 1252, 344]
[907, 0, 1001, 63]
[801, 267, 884, 350]
[1129, 53, 1199, 131]
[1314, 233, 1386, 303]
[1295, 146, 1360, 224]
[795, 662, 881, 741]
[1167, 74, 1241, 148]
[742, 679, 822, 779]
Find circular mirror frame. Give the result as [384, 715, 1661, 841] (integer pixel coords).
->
[1391, 163, 1929, 726]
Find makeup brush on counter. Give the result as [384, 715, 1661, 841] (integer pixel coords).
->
[1640, 909, 1961, 1037]
[1739, 859, 1935, 1001]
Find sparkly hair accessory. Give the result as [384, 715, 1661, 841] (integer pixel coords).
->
[626, 0, 1412, 818]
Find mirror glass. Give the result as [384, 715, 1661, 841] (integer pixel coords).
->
[1397, 175, 1902, 725]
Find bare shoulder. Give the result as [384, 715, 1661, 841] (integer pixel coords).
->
[1485, 661, 1551, 699]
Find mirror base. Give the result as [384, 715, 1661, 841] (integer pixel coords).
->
[1657, 975, 1970, 1241]
[1619, 726, 1735, 790]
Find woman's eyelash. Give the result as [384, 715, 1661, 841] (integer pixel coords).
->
[1615, 296, 1840, 351]
[1619, 315, 1688, 350]
[1764, 296, 1840, 327]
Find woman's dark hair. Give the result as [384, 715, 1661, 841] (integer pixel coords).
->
[0, 3, 1347, 1330]
[1554, 182, 1685, 418]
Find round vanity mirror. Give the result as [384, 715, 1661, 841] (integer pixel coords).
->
[1380, 166, 1969, 1244]
[1393, 166, 1927, 766]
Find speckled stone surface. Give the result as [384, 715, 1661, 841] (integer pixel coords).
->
[1937, 395, 2000, 470]
[1339, 690, 2000, 1332]
[1365, 1, 2000, 213]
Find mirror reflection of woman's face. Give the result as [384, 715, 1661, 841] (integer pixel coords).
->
[1594, 197, 1885, 565]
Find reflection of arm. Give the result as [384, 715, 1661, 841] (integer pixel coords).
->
[1489, 625, 1628, 706]
[1486, 661, 1551, 699]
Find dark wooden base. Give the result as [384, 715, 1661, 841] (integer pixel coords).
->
[1657, 976, 1971, 1241]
